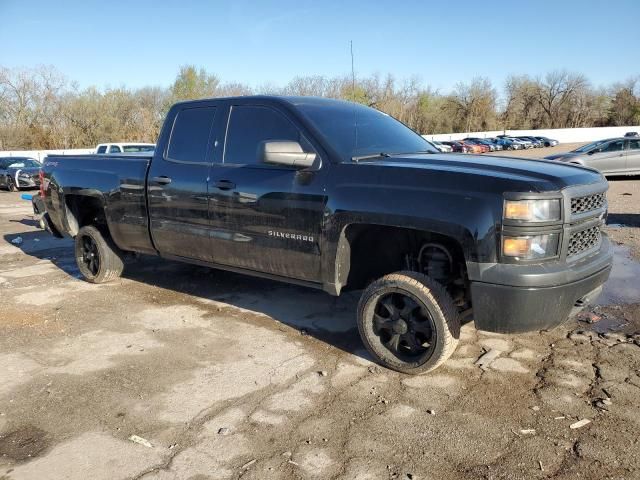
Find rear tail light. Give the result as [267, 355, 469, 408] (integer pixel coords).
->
[39, 169, 45, 198]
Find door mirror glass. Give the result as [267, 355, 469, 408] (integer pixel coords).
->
[259, 141, 316, 168]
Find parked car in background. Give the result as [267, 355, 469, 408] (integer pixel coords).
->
[442, 141, 471, 153]
[514, 137, 536, 149]
[534, 136, 559, 147]
[491, 138, 520, 150]
[431, 141, 453, 153]
[0, 157, 41, 191]
[625, 132, 639, 138]
[509, 137, 533, 149]
[518, 136, 544, 148]
[545, 137, 640, 175]
[459, 140, 488, 154]
[464, 138, 502, 152]
[96, 143, 155, 154]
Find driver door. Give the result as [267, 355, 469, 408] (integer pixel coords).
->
[207, 103, 328, 282]
[587, 139, 626, 174]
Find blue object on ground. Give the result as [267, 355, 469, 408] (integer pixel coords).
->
[21, 193, 33, 201]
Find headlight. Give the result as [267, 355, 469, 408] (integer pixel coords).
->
[504, 199, 561, 222]
[502, 233, 560, 260]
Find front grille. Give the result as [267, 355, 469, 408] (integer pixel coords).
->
[571, 193, 606, 215]
[567, 226, 601, 257]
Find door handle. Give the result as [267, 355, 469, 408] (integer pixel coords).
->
[214, 180, 236, 190]
[151, 176, 172, 185]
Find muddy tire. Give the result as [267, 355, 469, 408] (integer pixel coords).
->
[74, 225, 124, 283]
[357, 271, 460, 374]
[7, 176, 18, 192]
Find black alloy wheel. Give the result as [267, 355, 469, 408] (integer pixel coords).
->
[80, 234, 101, 277]
[372, 292, 436, 360]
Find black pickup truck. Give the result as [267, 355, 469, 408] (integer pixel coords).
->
[40, 96, 613, 374]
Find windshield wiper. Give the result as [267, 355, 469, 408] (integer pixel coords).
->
[351, 150, 436, 162]
[351, 152, 392, 162]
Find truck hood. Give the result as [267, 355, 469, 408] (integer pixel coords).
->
[358, 153, 602, 192]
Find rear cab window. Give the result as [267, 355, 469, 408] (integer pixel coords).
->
[628, 139, 640, 150]
[166, 106, 217, 163]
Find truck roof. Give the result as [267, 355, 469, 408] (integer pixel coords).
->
[172, 95, 356, 109]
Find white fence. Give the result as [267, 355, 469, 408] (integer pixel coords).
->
[423, 125, 640, 144]
[2, 125, 640, 160]
[0, 148, 94, 162]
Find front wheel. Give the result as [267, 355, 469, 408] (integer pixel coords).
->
[74, 225, 124, 283]
[7, 177, 18, 192]
[357, 271, 460, 374]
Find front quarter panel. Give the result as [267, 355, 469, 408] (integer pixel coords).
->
[322, 163, 505, 291]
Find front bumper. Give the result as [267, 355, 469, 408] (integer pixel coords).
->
[468, 234, 613, 333]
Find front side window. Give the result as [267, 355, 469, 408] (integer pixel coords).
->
[603, 140, 624, 152]
[96, 146, 107, 154]
[167, 106, 217, 163]
[224, 105, 307, 166]
[108, 145, 121, 153]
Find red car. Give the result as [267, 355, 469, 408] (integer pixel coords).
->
[458, 140, 487, 154]
[442, 141, 471, 153]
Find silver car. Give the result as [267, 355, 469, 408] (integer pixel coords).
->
[545, 137, 640, 176]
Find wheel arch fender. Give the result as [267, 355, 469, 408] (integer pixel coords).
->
[325, 219, 478, 295]
[60, 189, 107, 237]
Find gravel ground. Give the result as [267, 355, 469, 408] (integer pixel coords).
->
[0, 152, 639, 480]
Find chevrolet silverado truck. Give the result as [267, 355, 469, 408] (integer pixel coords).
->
[40, 96, 613, 374]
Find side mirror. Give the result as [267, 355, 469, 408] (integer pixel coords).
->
[259, 141, 316, 168]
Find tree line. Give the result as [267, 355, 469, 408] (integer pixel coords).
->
[0, 64, 638, 150]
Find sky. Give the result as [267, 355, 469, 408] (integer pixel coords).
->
[1, 0, 639, 93]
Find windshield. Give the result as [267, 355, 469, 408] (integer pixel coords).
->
[295, 99, 438, 161]
[573, 140, 607, 153]
[7, 158, 39, 168]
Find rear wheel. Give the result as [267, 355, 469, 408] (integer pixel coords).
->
[74, 225, 124, 283]
[7, 177, 18, 192]
[357, 271, 460, 374]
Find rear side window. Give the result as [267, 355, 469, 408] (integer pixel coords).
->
[224, 105, 303, 166]
[96, 146, 107, 154]
[167, 106, 217, 163]
[629, 139, 640, 150]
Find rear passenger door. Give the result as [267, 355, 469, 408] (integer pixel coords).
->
[626, 139, 640, 173]
[147, 103, 220, 262]
[207, 102, 328, 282]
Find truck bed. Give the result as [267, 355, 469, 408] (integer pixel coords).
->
[43, 153, 154, 254]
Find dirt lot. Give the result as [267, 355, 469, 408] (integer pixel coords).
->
[1, 149, 639, 480]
